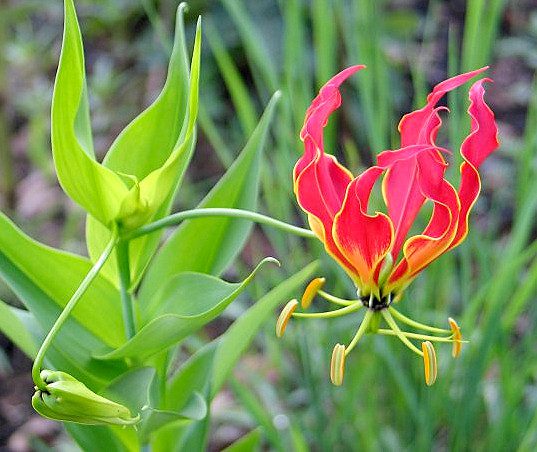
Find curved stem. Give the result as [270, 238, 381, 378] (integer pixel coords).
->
[388, 307, 450, 334]
[122, 208, 316, 241]
[318, 290, 357, 306]
[345, 309, 374, 356]
[292, 302, 362, 319]
[32, 233, 118, 390]
[116, 240, 136, 340]
[381, 309, 423, 357]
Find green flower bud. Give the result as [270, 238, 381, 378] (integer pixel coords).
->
[116, 181, 150, 230]
[32, 370, 139, 426]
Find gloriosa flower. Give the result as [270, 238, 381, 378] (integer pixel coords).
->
[277, 65, 499, 386]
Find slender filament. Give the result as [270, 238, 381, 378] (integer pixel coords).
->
[292, 302, 362, 319]
[345, 309, 374, 356]
[381, 309, 423, 356]
[318, 290, 357, 306]
[388, 307, 450, 334]
[377, 329, 466, 343]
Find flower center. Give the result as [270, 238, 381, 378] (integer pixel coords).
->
[361, 293, 392, 311]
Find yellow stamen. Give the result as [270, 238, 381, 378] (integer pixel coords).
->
[301, 277, 326, 308]
[276, 299, 298, 338]
[422, 341, 437, 386]
[330, 343, 346, 386]
[448, 317, 463, 358]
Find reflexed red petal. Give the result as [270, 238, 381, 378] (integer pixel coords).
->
[333, 167, 394, 292]
[398, 67, 488, 147]
[387, 152, 460, 292]
[377, 144, 440, 167]
[294, 66, 365, 280]
[448, 78, 499, 250]
[295, 152, 355, 275]
[294, 65, 365, 180]
[382, 68, 487, 260]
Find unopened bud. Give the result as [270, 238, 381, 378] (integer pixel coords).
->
[276, 299, 299, 338]
[32, 370, 139, 425]
[301, 277, 326, 309]
[448, 317, 462, 358]
[330, 343, 346, 386]
[421, 341, 437, 386]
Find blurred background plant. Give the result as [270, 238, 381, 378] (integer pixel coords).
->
[0, 0, 536, 450]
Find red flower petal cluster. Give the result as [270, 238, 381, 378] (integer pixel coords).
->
[294, 66, 499, 299]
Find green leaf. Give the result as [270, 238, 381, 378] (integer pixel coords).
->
[52, 0, 128, 226]
[97, 258, 278, 361]
[85, 6, 197, 284]
[140, 393, 207, 440]
[0, 298, 38, 358]
[222, 429, 262, 452]
[101, 367, 206, 438]
[0, 212, 124, 348]
[102, 367, 156, 415]
[209, 261, 319, 397]
[157, 262, 319, 451]
[165, 261, 319, 407]
[65, 424, 135, 452]
[139, 91, 281, 302]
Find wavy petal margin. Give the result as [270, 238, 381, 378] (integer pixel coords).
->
[382, 68, 488, 259]
[448, 78, 500, 250]
[294, 66, 365, 278]
[387, 152, 460, 292]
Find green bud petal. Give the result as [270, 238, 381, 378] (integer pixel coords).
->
[32, 371, 139, 426]
[116, 182, 150, 230]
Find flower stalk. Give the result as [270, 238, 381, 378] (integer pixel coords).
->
[32, 232, 118, 390]
[122, 207, 316, 241]
[116, 240, 136, 340]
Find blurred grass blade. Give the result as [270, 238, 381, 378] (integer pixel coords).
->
[222, 428, 262, 452]
[222, 0, 279, 98]
[205, 17, 257, 136]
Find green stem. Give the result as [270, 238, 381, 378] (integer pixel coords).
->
[123, 208, 316, 241]
[32, 233, 118, 390]
[116, 240, 136, 340]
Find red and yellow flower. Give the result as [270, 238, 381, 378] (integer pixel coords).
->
[277, 65, 499, 386]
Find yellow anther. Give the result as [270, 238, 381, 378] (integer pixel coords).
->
[448, 317, 462, 358]
[421, 341, 437, 386]
[276, 299, 299, 338]
[301, 277, 326, 308]
[330, 343, 346, 386]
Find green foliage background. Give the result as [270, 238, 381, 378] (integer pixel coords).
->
[1, 0, 536, 450]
